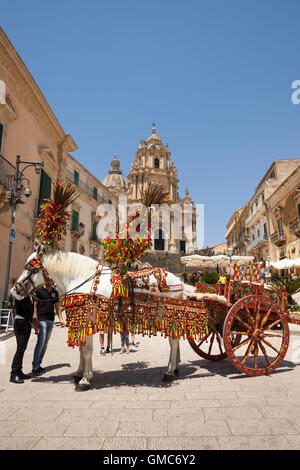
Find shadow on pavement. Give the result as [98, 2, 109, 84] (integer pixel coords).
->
[186, 357, 297, 379]
[28, 356, 299, 389]
[28, 360, 213, 389]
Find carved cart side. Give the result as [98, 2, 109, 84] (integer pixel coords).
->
[188, 281, 290, 376]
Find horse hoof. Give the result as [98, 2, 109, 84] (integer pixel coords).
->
[75, 383, 91, 392]
[162, 373, 175, 383]
[71, 375, 83, 384]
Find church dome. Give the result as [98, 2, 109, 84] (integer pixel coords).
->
[102, 154, 128, 195]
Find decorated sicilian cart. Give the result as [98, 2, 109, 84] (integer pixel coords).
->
[181, 254, 295, 376]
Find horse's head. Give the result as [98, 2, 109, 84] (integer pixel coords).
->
[15, 247, 46, 296]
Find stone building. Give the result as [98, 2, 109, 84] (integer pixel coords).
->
[225, 206, 248, 256]
[268, 165, 300, 262]
[225, 159, 300, 262]
[0, 27, 77, 301]
[197, 242, 228, 256]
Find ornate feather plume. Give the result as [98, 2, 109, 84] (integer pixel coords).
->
[36, 180, 78, 249]
[101, 183, 171, 266]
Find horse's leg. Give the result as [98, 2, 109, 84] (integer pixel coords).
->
[163, 338, 180, 382]
[71, 346, 85, 384]
[76, 334, 93, 391]
[174, 341, 181, 376]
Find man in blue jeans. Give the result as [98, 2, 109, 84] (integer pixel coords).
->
[32, 277, 65, 375]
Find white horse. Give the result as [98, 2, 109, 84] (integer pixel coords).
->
[16, 250, 192, 391]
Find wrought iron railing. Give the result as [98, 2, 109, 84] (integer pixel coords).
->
[248, 233, 268, 251]
[290, 218, 300, 236]
[0, 153, 15, 190]
[270, 231, 286, 246]
[65, 169, 110, 205]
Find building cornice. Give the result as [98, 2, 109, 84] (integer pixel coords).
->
[267, 166, 300, 207]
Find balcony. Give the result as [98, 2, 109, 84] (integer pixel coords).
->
[270, 231, 286, 247]
[245, 201, 263, 225]
[248, 233, 268, 251]
[290, 218, 300, 237]
[0, 153, 15, 190]
[65, 169, 110, 205]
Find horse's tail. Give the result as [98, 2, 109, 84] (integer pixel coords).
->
[182, 283, 196, 299]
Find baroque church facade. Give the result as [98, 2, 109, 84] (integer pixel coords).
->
[102, 124, 197, 258]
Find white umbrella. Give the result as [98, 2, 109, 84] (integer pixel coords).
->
[270, 258, 296, 270]
[290, 258, 300, 269]
[181, 255, 218, 268]
[180, 254, 254, 269]
[230, 256, 254, 266]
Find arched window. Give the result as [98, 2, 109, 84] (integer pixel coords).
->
[154, 158, 159, 169]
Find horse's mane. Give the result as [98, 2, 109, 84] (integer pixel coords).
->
[42, 250, 101, 280]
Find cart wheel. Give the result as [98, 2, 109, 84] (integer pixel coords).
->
[223, 295, 290, 376]
[188, 326, 241, 361]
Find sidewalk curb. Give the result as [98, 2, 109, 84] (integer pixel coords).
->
[0, 331, 14, 341]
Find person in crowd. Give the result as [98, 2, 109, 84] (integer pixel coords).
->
[31, 277, 64, 375]
[99, 328, 112, 355]
[120, 329, 130, 354]
[9, 285, 39, 384]
[131, 328, 138, 346]
[219, 273, 227, 284]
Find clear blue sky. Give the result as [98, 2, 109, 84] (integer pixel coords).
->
[2, 0, 300, 247]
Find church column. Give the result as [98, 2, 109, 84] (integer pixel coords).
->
[169, 211, 176, 253]
[135, 175, 138, 200]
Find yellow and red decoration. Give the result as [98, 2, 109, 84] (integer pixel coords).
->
[62, 293, 208, 347]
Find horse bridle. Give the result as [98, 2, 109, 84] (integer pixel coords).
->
[18, 252, 102, 301]
[18, 254, 52, 295]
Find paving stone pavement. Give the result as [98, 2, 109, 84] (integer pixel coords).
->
[1, 322, 300, 450]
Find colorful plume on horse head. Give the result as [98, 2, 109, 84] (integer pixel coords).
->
[36, 180, 78, 249]
[102, 183, 171, 266]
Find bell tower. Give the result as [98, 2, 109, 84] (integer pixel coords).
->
[127, 124, 179, 203]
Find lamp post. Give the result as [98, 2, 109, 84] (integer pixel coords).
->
[227, 246, 233, 279]
[265, 255, 271, 285]
[2, 155, 44, 309]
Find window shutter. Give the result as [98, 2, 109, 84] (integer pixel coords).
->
[278, 218, 283, 237]
[72, 210, 79, 231]
[0, 123, 3, 152]
[74, 170, 79, 186]
[93, 187, 97, 201]
[93, 221, 98, 240]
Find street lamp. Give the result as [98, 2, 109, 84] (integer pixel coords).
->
[265, 255, 271, 285]
[227, 246, 233, 279]
[2, 155, 44, 309]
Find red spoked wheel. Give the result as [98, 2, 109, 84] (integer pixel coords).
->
[223, 295, 290, 376]
[189, 325, 241, 361]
